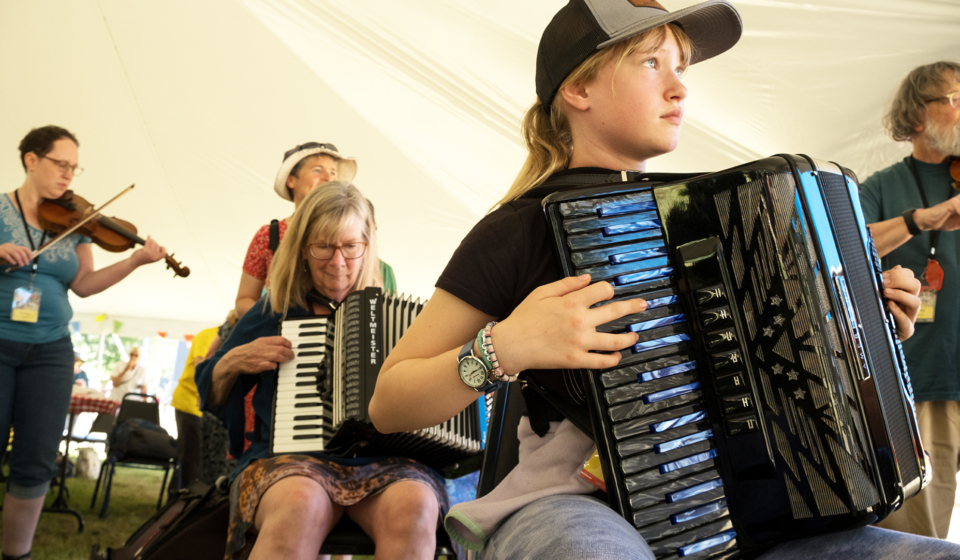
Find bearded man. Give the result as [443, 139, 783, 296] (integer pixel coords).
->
[860, 60, 960, 539]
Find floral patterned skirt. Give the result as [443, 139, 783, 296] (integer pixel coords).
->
[225, 454, 449, 559]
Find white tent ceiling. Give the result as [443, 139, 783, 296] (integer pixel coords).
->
[1, 0, 958, 338]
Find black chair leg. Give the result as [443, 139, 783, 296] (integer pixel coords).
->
[157, 465, 170, 510]
[90, 459, 107, 509]
[99, 460, 115, 519]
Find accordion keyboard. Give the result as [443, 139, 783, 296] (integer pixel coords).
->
[550, 185, 740, 559]
[271, 316, 333, 455]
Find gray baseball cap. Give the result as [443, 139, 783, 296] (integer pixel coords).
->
[536, 0, 743, 111]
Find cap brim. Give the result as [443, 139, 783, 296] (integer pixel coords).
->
[598, 0, 742, 66]
[273, 148, 358, 201]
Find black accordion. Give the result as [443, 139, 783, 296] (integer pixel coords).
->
[270, 288, 487, 472]
[542, 155, 929, 559]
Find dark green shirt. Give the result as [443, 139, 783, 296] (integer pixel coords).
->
[859, 156, 959, 402]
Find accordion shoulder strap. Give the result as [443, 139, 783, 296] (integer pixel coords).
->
[522, 375, 594, 440]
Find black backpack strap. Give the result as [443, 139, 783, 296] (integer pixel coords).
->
[268, 219, 280, 252]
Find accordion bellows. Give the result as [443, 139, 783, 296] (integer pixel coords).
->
[543, 154, 929, 559]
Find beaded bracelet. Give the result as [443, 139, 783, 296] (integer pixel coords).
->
[475, 328, 494, 371]
[480, 321, 519, 383]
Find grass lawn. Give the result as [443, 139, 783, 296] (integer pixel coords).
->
[1, 466, 171, 560]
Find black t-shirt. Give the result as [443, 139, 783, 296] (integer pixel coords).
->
[437, 167, 634, 436]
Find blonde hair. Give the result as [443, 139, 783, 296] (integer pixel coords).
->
[498, 24, 693, 206]
[884, 61, 960, 142]
[268, 181, 382, 318]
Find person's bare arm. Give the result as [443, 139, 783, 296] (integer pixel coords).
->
[110, 367, 125, 387]
[70, 238, 166, 297]
[206, 336, 294, 405]
[870, 196, 960, 257]
[235, 272, 265, 318]
[204, 335, 223, 361]
[369, 276, 644, 434]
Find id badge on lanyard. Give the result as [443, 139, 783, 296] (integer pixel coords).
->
[10, 190, 46, 323]
[917, 257, 943, 323]
[10, 278, 42, 323]
[908, 157, 951, 323]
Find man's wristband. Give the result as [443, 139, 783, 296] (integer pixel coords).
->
[902, 208, 922, 236]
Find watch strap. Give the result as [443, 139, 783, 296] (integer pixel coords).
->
[457, 339, 501, 393]
[458, 338, 476, 361]
[902, 208, 922, 236]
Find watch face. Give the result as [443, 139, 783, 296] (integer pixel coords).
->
[458, 356, 488, 388]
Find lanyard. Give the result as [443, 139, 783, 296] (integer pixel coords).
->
[906, 157, 955, 259]
[13, 190, 48, 279]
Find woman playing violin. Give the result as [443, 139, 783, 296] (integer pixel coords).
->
[0, 125, 166, 560]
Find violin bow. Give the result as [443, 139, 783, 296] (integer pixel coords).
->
[4, 184, 135, 273]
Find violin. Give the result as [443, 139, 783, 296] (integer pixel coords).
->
[12, 189, 190, 277]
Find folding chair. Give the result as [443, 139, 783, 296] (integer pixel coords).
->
[91, 393, 181, 518]
[477, 383, 523, 499]
[72, 412, 114, 445]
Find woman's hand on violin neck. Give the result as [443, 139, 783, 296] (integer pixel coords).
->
[225, 335, 295, 374]
[494, 275, 645, 374]
[0, 243, 33, 268]
[131, 236, 166, 266]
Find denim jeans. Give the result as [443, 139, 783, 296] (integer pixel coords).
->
[480, 494, 960, 560]
[0, 336, 74, 499]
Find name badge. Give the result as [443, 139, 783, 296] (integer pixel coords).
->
[10, 285, 42, 323]
[916, 289, 937, 323]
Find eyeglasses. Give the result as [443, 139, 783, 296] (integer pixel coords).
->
[925, 91, 960, 109]
[307, 241, 367, 260]
[42, 156, 84, 176]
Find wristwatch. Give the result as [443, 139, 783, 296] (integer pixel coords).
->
[458, 339, 500, 393]
[902, 208, 922, 236]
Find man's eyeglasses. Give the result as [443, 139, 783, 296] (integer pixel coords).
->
[307, 242, 367, 261]
[42, 156, 84, 176]
[925, 91, 960, 109]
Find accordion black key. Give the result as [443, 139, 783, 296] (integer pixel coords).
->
[542, 155, 929, 559]
[270, 288, 487, 472]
